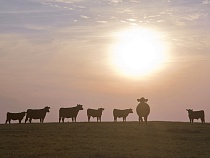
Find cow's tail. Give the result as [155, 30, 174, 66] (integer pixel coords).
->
[59, 109, 61, 123]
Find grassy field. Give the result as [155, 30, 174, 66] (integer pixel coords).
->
[0, 121, 210, 158]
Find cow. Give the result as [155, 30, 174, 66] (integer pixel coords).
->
[113, 108, 133, 122]
[59, 104, 83, 123]
[186, 109, 205, 123]
[25, 106, 50, 123]
[5, 112, 26, 124]
[136, 97, 150, 124]
[87, 108, 104, 122]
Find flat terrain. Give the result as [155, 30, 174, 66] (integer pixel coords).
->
[0, 121, 210, 158]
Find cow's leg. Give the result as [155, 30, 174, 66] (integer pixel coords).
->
[29, 118, 32, 123]
[192, 119, 194, 123]
[5, 119, 8, 124]
[201, 118, 205, 123]
[75, 117, 77, 122]
[9, 119, 11, 124]
[88, 116, 90, 122]
[59, 117, 61, 123]
[138, 116, 142, 124]
[144, 116, 148, 124]
[25, 116, 28, 123]
[62, 117, 64, 123]
[19, 119, 21, 124]
[140, 117, 143, 124]
[114, 117, 117, 122]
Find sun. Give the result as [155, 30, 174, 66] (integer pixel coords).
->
[110, 27, 168, 78]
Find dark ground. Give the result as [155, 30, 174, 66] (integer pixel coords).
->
[0, 121, 210, 158]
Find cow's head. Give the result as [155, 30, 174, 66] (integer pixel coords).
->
[44, 106, 50, 112]
[186, 109, 193, 113]
[137, 97, 148, 103]
[98, 108, 104, 111]
[77, 104, 83, 110]
[129, 108, 133, 113]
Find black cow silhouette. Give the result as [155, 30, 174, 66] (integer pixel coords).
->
[87, 108, 104, 122]
[5, 112, 26, 124]
[113, 108, 133, 122]
[25, 106, 50, 123]
[59, 104, 83, 122]
[136, 97, 150, 124]
[186, 109, 205, 123]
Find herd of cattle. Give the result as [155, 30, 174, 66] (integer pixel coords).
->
[5, 97, 206, 124]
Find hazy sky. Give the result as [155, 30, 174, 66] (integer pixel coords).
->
[0, 0, 210, 123]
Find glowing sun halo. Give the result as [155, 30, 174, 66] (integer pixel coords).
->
[110, 27, 168, 78]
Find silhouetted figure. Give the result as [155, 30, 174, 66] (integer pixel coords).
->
[87, 108, 104, 122]
[5, 112, 26, 124]
[113, 108, 133, 122]
[186, 109, 205, 123]
[25, 106, 50, 123]
[59, 104, 83, 123]
[136, 97, 150, 124]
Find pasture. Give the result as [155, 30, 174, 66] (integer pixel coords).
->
[0, 121, 210, 158]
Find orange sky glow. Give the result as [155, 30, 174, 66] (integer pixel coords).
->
[0, 0, 210, 123]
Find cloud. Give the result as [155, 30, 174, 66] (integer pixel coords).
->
[96, 20, 108, 24]
[111, 0, 123, 3]
[127, 18, 136, 22]
[202, 0, 210, 4]
[80, 15, 90, 19]
[182, 13, 204, 21]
